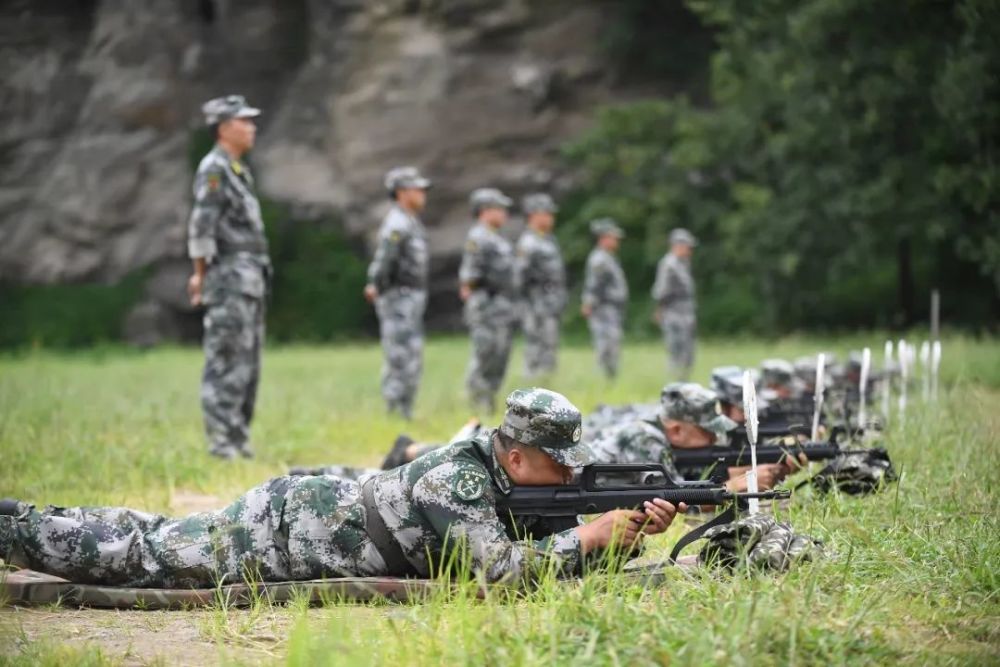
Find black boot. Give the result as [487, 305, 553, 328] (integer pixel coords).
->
[381, 434, 415, 470]
[0, 498, 24, 517]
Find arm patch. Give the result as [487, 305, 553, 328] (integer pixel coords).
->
[452, 468, 490, 502]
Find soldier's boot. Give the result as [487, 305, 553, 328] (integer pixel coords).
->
[0, 515, 15, 563]
[0, 499, 25, 516]
[209, 444, 239, 460]
[381, 434, 415, 470]
[237, 443, 255, 459]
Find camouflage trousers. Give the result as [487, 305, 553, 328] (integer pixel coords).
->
[201, 293, 264, 455]
[0, 476, 388, 588]
[588, 304, 623, 378]
[376, 288, 426, 417]
[465, 296, 516, 412]
[658, 311, 695, 380]
[521, 307, 560, 377]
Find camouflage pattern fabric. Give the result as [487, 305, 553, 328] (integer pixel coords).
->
[1, 437, 584, 588]
[581, 402, 660, 444]
[460, 223, 518, 411]
[808, 449, 897, 495]
[497, 388, 591, 467]
[697, 514, 823, 571]
[201, 294, 264, 456]
[587, 419, 681, 481]
[583, 247, 628, 378]
[188, 144, 271, 456]
[368, 205, 430, 416]
[659, 383, 737, 438]
[516, 229, 566, 377]
[652, 253, 696, 379]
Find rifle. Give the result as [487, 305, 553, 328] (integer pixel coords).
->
[495, 463, 789, 562]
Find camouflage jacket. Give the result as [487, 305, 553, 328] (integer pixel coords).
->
[371, 431, 583, 583]
[516, 230, 566, 313]
[651, 253, 695, 316]
[459, 223, 516, 296]
[582, 248, 628, 309]
[367, 205, 429, 292]
[187, 145, 271, 303]
[587, 419, 682, 481]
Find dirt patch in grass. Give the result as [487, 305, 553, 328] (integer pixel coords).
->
[0, 606, 292, 666]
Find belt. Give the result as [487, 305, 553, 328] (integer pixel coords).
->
[361, 478, 418, 577]
[218, 239, 269, 255]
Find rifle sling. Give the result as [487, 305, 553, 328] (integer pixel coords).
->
[361, 478, 418, 577]
[668, 504, 738, 563]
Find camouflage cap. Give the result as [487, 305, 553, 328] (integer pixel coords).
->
[384, 166, 431, 193]
[760, 359, 795, 387]
[470, 187, 513, 211]
[498, 388, 593, 467]
[201, 95, 260, 125]
[522, 193, 557, 214]
[590, 218, 625, 238]
[793, 353, 836, 382]
[660, 382, 737, 437]
[669, 228, 698, 246]
[710, 366, 746, 405]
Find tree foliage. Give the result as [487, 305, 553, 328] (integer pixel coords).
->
[563, 0, 999, 333]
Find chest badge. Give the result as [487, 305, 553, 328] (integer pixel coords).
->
[453, 468, 489, 502]
[230, 160, 243, 176]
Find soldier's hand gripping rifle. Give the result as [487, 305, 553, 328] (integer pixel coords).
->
[494, 463, 789, 562]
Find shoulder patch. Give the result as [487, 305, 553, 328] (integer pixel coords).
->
[206, 172, 221, 192]
[452, 467, 489, 502]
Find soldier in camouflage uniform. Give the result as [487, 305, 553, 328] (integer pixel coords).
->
[0, 389, 682, 587]
[364, 167, 432, 419]
[460, 188, 518, 413]
[187, 95, 272, 460]
[516, 193, 566, 378]
[652, 228, 698, 380]
[581, 219, 628, 379]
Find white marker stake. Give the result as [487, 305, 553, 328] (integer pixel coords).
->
[742, 370, 760, 515]
[898, 339, 909, 424]
[931, 341, 942, 402]
[920, 341, 931, 403]
[811, 353, 826, 442]
[858, 347, 871, 430]
[882, 340, 893, 423]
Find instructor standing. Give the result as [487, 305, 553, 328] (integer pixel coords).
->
[652, 228, 697, 380]
[186, 95, 271, 460]
[364, 167, 432, 419]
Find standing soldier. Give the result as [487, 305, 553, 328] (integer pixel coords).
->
[364, 167, 432, 420]
[516, 193, 566, 378]
[459, 188, 517, 413]
[186, 95, 271, 460]
[652, 228, 698, 380]
[581, 218, 628, 379]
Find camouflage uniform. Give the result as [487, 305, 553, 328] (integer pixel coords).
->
[460, 189, 517, 412]
[188, 96, 271, 459]
[588, 383, 736, 481]
[652, 229, 698, 380]
[368, 167, 431, 418]
[0, 389, 597, 587]
[583, 219, 628, 378]
[517, 194, 566, 377]
[698, 513, 822, 571]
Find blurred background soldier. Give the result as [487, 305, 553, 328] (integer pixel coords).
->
[459, 188, 517, 413]
[516, 193, 566, 378]
[581, 218, 628, 379]
[652, 228, 698, 380]
[186, 95, 270, 460]
[364, 166, 432, 420]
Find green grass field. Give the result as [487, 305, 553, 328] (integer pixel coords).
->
[1, 336, 998, 665]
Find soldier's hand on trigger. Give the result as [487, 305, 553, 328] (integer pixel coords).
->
[755, 463, 789, 489]
[576, 499, 684, 554]
[187, 273, 203, 306]
[363, 284, 378, 303]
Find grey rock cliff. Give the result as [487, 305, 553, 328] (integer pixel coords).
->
[0, 0, 654, 342]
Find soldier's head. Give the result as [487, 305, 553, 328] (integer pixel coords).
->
[590, 218, 624, 252]
[710, 366, 748, 423]
[659, 382, 737, 448]
[384, 166, 431, 211]
[760, 359, 796, 398]
[495, 388, 592, 485]
[470, 188, 513, 228]
[522, 193, 557, 234]
[202, 95, 260, 156]
[669, 228, 697, 259]
[793, 353, 836, 393]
